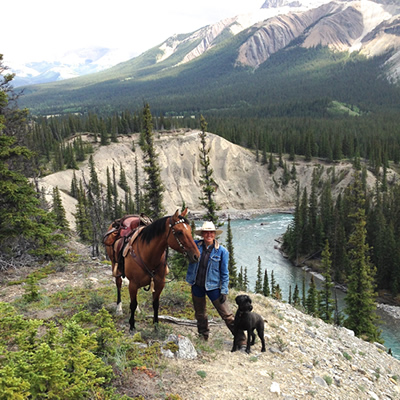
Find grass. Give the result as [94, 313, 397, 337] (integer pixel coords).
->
[343, 351, 352, 361]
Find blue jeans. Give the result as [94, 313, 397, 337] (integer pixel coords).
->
[192, 284, 221, 302]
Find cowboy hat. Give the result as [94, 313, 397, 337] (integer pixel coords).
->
[194, 221, 223, 236]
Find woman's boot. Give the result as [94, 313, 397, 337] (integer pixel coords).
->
[192, 294, 209, 340]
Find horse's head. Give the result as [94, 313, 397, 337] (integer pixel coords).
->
[168, 208, 200, 263]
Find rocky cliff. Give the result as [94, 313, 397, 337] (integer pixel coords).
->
[38, 129, 386, 230]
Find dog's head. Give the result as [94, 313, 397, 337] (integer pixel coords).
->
[235, 294, 253, 312]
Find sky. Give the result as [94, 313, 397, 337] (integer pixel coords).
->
[3, 0, 264, 68]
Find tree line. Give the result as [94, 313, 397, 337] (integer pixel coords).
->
[25, 108, 400, 182]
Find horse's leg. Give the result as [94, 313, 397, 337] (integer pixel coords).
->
[115, 276, 123, 315]
[152, 279, 165, 326]
[128, 281, 139, 332]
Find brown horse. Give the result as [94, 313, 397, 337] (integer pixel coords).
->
[105, 208, 200, 331]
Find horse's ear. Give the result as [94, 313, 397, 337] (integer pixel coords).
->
[181, 207, 188, 217]
[173, 209, 180, 220]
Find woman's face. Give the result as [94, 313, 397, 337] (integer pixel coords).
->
[202, 231, 216, 246]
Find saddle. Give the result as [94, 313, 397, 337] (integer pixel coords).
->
[103, 213, 152, 247]
[103, 214, 153, 278]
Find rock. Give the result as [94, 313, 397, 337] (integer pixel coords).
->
[165, 334, 197, 360]
[313, 376, 328, 387]
[374, 342, 387, 351]
[269, 346, 283, 354]
[270, 381, 281, 395]
[368, 391, 379, 400]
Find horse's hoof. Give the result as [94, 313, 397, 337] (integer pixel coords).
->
[116, 304, 123, 316]
[129, 328, 136, 335]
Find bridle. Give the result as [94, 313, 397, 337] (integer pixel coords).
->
[167, 215, 190, 257]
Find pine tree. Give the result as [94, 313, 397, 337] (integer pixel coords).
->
[344, 172, 381, 343]
[70, 170, 78, 199]
[268, 152, 276, 174]
[141, 103, 165, 219]
[85, 158, 108, 256]
[274, 284, 282, 300]
[291, 162, 297, 180]
[198, 115, 220, 225]
[306, 275, 318, 316]
[0, 61, 64, 261]
[238, 266, 244, 290]
[119, 162, 129, 192]
[52, 186, 69, 232]
[292, 284, 300, 307]
[100, 118, 109, 146]
[226, 216, 238, 288]
[261, 147, 268, 165]
[74, 180, 91, 242]
[263, 268, 270, 297]
[319, 240, 334, 323]
[105, 167, 113, 220]
[52, 143, 64, 172]
[254, 256, 263, 294]
[112, 164, 119, 219]
[301, 275, 306, 308]
[134, 154, 140, 213]
[299, 187, 311, 255]
[270, 270, 276, 297]
[289, 144, 295, 162]
[243, 267, 249, 292]
[88, 155, 100, 197]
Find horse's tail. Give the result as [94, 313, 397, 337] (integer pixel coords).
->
[117, 251, 126, 278]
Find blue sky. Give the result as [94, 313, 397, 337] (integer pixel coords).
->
[3, 0, 263, 68]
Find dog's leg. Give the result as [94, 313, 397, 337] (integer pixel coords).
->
[231, 330, 239, 352]
[250, 329, 256, 345]
[231, 323, 243, 352]
[245, 329, 252, 353]
[257, 325, 266, 352]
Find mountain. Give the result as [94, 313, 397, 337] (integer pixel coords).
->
[17, 0, 400, 117]
[10, 47, 136, 87]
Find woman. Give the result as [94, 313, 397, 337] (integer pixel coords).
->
[186, 221, 244, 345]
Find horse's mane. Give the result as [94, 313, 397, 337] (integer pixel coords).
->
[139, 214, 190, 244]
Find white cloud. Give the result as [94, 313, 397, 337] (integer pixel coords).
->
[3, 0, 263, 67]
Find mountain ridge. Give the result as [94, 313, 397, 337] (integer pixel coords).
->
[16, 0, 400, 116]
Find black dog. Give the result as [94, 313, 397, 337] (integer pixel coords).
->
[231, 294, 266, 354]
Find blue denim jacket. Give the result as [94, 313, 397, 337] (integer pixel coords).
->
[186, 239, 230, 294]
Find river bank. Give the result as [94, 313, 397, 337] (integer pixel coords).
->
[212, 210, 400, 348]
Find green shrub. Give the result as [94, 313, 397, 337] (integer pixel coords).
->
[0, 303, 118, 399]
[22, 275, 40, 303]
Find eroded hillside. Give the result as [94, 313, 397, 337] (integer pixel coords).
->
[37, 129, 389, 230]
